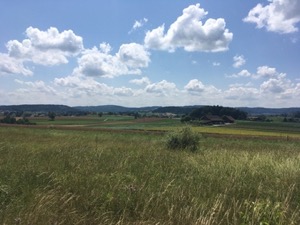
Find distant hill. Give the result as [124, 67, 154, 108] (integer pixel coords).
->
[0, 104, 81, 114]
[238, 107, 300, 115]
[154, 106, 300, 116]
[153, 106, 202, 114]
[1, 104, 299, 116]
[74, 105, 159, 113]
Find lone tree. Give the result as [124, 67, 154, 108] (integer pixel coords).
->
[48, 111, 56, 121]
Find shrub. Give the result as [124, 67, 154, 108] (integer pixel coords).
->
[165, 126, 200, 152]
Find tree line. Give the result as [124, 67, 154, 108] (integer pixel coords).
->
[181, 105, 248, 122]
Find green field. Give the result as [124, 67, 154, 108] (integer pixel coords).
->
[1, 117, 300, 224]
[29, 115, 300, 139]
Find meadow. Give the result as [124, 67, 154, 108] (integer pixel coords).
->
[0, 116, 300, 224]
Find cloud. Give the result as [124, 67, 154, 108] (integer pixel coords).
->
[244, 0, 300, 34]
[54, 74, 114, 97]
[99, 42, 112, 54]
[229, 82, 253, 88]
[74, 47, 125, 77]
[212, 62, 220, 66]
[145, 80, 177, 96]
[256, 65, 277, 77]
[233, 55, 246, 68]
[132, 18, 148, 30]
[182, 79, 222, 106]
[184, 79, 220, 95]
[236, 69, 251, 78]
[184, 79, 205, 93]
[130, 77, 151, 86]
[226, 66, 299, 102]
[54, 75, 182, 105]
[260, 76, 291, 94]
[228, 66, 285, 79]
[55, 74, 135, 98]
[227, 69, 251, 78]
[74, 43, 150, 78]
[253, 65, 287, 79]
[144, 3, 233, 52]
[224, 86, 260, 101]
[9, 70, 300, 107]
[118, 43, 150, 68]
[6, 27, 83, 66]
[113, 87, 134, 96]
[0, 53, 33, 76]
[15, 79, 56, 95]
[25, 27, 83, 53]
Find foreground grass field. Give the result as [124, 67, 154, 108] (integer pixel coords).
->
[1, 122, 300, 224]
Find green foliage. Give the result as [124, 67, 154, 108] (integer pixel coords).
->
[0, 115, 16, 124]
[165, 126, 200, 152]
[0, 115, 35, 125]
[190, 105, 247, 120]
[48, 111, 56, 121]
[180, 115, 191, 123]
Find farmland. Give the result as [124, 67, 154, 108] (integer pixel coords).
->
[0, 116, 300, 224]
[27, 115, 300, 140]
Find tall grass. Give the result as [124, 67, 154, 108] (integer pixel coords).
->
[0, 126, 299, 224]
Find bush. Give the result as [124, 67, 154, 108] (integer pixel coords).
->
[165, 127, 200, 152]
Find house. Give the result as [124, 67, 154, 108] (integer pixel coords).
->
[200, 115, 224, 125]
[222, 115, 235, 123]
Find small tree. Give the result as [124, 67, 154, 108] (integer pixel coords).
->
[48, 112, 56, 121]
[181, 115, 191, 123]
[165, 127, 200, 152]
[134, 112, 140, 119]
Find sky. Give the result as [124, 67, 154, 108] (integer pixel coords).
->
[0, 0, 300, 107]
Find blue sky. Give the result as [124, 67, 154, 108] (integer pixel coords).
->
[0, 0, 299, 107]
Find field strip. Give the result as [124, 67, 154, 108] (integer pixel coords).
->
[1, 123, 300, 141]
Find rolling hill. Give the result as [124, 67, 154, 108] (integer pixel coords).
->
[0, 104, 299, 116]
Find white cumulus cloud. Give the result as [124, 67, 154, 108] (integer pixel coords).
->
[184, 79, 220, 95]
[74, 43, 150, 78]
[118, 43, 150, 68]
[184, 79, 205, 93]
[25, 27, 83, 53]
[0, 53, 33, 76]
[227, 69, 251, 78]
[260, 76, 291, 94]
[228, 66, 286, 80]
[233, 55, 246, 68]
[253, 65, 287, 79]
[244, 0, 300, 34]
[130, 77, 151, 86]
[256, 65, 277, 77]
[6, 27, 83, 66]
[145, 80, 177, 96]
[144, 3, 233, 52]
[224, 87, 260, 101]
